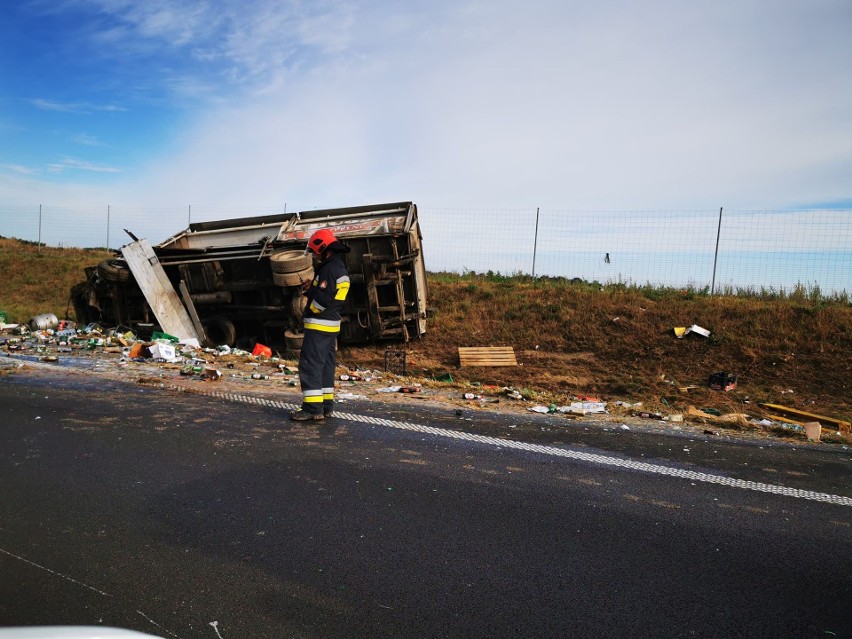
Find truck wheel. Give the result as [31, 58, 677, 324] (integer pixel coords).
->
[284, 329, 304, 351]
[273, 266, 313, 287]
[270, 250, 312, 274]
[98, 259, 130, 282]
[291, 292, 308, 319]
[202, 316, 236, 347]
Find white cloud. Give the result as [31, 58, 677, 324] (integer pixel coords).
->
[10, 0, 852, 212]
[47, 157, 122, 174]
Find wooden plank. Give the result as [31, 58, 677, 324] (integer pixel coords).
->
[121, 239, 199, 342]
[458, 346, 518, 367]
[759, 403, 850, 431]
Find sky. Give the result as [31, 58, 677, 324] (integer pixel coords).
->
[1, 0, 851, 212]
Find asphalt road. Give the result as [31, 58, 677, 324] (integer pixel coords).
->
[1, 367, 850, 638]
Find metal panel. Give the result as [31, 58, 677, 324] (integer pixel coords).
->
[121, 239, 199, 341]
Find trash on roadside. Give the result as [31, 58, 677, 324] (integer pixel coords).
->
[803, 422, 822, 442]
[337, 392, 367, 400]
[432, 372, 454, 383]
[151, 331, 179, 343]
[678, 385, 700, 393]
[619, 424, 631, 430]
[665, 413, 684, 422]
[399, 386, 420, 393]
[148, 342, 176, 360]
[674, 324, 711, 339]
[759, 403, 850, 433]
[528, 405, 550, 414]
[252, 342, 272, 358]
[203, 367, 222, 381]
[708, 372, 737, 391]
[463, 393, 482, 400]
[574, 394, 601, 402]
[558, 402, 608, 415]
[28, 313, 59, 331]
[635, 410, 663, 419]
[503, 387, 524, 400]
[376, 386, 402, 393]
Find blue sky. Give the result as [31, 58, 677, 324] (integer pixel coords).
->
[1, 0, 851, 211]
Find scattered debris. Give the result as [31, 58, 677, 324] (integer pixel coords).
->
[708, 372, 737, 392]
[635, 411, 663, 419]
[759, 403, 850, 433]
[803, 421, 822, 442]
[558, 402, 608, 415]
[673, 324, 711, 339]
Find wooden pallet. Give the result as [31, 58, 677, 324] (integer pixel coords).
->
[759, 403, 850, 432]
[458, 346, 518, 367]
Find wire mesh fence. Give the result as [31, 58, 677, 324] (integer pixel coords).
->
[1, 204, 850, 294]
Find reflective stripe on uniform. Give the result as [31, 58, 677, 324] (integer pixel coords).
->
[303, 389, 324, 403]
[310, 301, 324, 313]
[322, 387, 334, 401]
[304, 318, 341, 333]
[335, 276, 351, 301]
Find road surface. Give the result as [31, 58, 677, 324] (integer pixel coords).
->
[1, 366, 850, 638]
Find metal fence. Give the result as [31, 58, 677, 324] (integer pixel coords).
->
[1, 205, 850, 294]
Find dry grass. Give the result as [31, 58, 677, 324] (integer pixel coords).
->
[0, 237, 112, 322]
[348, 272, 851, 424]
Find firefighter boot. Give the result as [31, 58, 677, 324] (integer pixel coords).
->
[290, 409, 324, 422]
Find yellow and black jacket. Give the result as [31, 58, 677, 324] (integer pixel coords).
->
[303, 252, 350, 333]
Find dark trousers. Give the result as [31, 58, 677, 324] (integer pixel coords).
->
[298, 329, 337, 414]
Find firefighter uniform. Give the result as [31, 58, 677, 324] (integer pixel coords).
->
[297, 250, 350, 416]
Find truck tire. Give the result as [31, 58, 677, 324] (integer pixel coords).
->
[98, 259, 130, 282]
[202, 316, 237, 347]
[291, 292, 308, 319]
[284, 329, 304, 351]
[273, 266, 313, 288]
[270, 250, 312, 274]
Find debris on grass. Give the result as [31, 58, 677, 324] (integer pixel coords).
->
[674, 324, 711, 338]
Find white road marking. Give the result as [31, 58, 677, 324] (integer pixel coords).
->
[0, 546, 112, 596]
[0, 547, 183, 638]
[195, 389, 852, 508]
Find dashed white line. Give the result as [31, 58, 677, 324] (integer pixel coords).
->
[193, 387, 852, 508]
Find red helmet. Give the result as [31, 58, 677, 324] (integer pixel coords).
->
[306, 228, 337, 256]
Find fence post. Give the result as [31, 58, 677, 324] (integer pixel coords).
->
[188, 204, 191, 226]
[532, 207, 540, 278]
[711, 206, 723, 295]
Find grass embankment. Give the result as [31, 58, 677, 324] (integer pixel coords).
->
[1, 238, 850, 432]
[351, 273, 852, 427]
[0, 238, 111, 322]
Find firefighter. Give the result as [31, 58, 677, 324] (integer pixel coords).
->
[290, 228, 351, 421]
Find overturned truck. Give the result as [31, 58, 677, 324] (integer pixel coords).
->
[71, 202, 428, 352]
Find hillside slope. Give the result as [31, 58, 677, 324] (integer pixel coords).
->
[1, 238, 849, 432]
